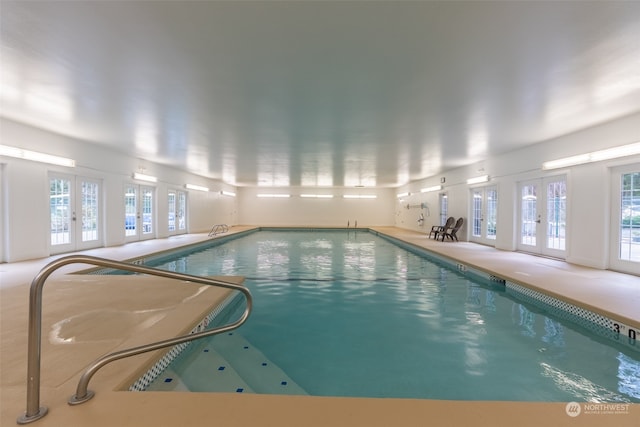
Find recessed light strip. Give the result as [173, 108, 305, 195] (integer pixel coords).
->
[343, 194, 377, 199]
[220, 191, 236, 197]
[300, 194, 334, 198]
[185, 184, 209, 192]
[257, 194, 290, 198]
[133, 172, 157, 183]
[466, 175, 489, 185]
[542, 142, 640, 170]
[0, 144, 76, 167]
[420, 185, 442, 193]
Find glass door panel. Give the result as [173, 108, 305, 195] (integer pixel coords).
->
[168, 191, 177, 233]
[611, 166, 640, 274]
[50, 176, 72, 250]
[141, 186, 154, 236]
[546, 179, 566, 252]
[486, 187, 497, 240]
[471, 189, 483, 239]
[76, 178, 101, 250]
[124, 185, 137, 239]
[177, 191, 187, 232]
[619, 171, 640, 262]
[519, 182, 539, 250]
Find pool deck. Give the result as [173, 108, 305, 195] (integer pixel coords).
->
[1, 226, 639, 427]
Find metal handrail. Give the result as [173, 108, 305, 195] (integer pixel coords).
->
[208, 223, 229, 237]
[17, 255, 252, 424]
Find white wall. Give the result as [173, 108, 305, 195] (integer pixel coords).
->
[0, 119, 237, 262]
[394, 112, 640, 273]
[237, 187, 395, 227]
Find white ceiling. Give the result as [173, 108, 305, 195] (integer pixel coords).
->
[1, 1, 639, 188]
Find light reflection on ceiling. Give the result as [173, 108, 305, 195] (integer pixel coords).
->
[1, 1, 639, 188]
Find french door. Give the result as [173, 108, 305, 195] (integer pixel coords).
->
[49, 173, 102, 254]
[517, 176, 566, 258]
[124, 184, 155, 242]
[168, 189, 187, 235]
[610, 165, 640, 274]
[470, 185, 498, 245]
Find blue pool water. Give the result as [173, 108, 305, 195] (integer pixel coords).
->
[144, 230, 639, 402]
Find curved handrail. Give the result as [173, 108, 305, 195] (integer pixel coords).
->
[17, 255, 252, 424]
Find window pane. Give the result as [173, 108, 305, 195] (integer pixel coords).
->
[50, 178, 71, 245]
[521, 185, 537, 246]
[125, 185, 137, 236]
[439, 193, 448, 226]
[486, 188, 497, 240]
[168, 191, 176, 232]
[81, 181, 99, 242]
[546, 180, 566, 250]
[142, 187, 153, 234]
[178, 191, 187, 231]
[472, 190, 482, 237]
[620, 172, 640, 262]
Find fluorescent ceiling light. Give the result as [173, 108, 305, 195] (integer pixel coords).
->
[466, 175, 489, 185]
[396, 192, 409, 198]
[185, 184, 209, 192]
[343, 194, 377, 199]
[420, 185, 442, 193]
[133, 172, 157, 183]
[221, 191, 236, 197]
[257, 194, 290, 198]
[300, 194, 334, 198]
[542, 142, 640, 170]
[0, 144, 76, 167]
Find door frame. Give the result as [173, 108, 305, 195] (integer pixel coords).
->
[469, 185, 498, 246]
[49, 172, 103, 254]
[124, 183, 156, 242]
[517, 175, 567, 258]
[609, 163, 640, 273]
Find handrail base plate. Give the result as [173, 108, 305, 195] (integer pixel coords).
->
[68, 390, 95, 405]
[17, 407, 48, 424]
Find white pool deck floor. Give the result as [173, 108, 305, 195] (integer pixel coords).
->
[1, 225, 638, 427]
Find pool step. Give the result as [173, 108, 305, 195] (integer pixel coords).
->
[211, 332, 307, 395]
[146, 345, 254, 393]
[146, 332, 307, 395]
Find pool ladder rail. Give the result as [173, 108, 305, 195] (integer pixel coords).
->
[17, 255, 253, 425]
[208, 223, 229, 237]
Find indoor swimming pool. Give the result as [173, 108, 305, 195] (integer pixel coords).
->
[133, 230, 639, 402]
